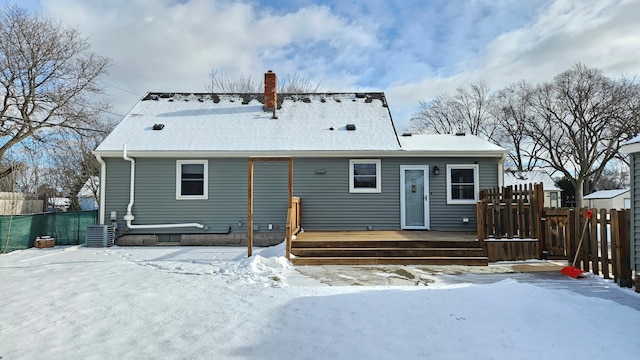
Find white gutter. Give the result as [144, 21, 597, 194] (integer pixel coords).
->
[94, 153, 107, 225]
[122, 145, 205, 230]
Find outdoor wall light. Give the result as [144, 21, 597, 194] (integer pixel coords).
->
[433, 166, 440, 175]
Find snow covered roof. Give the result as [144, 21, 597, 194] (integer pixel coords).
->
[398, 133, 507, 156]
[503, 170, 561, 191]
[584, 188, 630, 200]
[621, 134, 640, 154]
[96, 92, 401, 155]
[77, 176, 99, 198]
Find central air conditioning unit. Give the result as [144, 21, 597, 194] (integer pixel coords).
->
[85, 225, 115, 247]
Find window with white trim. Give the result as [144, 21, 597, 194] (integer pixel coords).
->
[176, 160, 208, 199]
[446, 164, 479, 204]
[349, 159, 381, 193]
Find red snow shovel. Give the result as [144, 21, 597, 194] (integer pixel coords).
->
[561, 209, 593, 278]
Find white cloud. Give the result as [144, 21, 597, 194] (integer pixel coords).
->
[39, 0, 378, 117]
[386, 0, 640, 131]
[26, 0, 640, 132]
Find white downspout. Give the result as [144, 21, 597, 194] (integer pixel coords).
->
[498, 152, 506, 187]
[122, 145, 205, 229]
[95, 153, 107, 225]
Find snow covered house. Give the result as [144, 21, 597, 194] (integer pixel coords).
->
[503, 170, 562, 207]
[94, 71, 507, 246]
[77, 176, 99, 211]
[583, 189, 630, 210]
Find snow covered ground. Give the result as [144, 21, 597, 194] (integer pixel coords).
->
[1, 244, 639, 360]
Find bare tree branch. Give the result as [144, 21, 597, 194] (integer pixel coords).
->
[0, 5, 112, 176]
[207, 69, 321, 93]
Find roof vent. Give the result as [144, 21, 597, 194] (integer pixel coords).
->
[153, 124, 165, 131]
[346, 124, 356, 131]
[402, 132, 412, 136]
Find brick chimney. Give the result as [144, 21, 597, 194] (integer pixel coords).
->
[264, 70, 277, 111]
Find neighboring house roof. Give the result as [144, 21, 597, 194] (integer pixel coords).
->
[398, 134, 507, 156]
[621, 134, 640, 154]
[77, 176, 99, 198]
[95, 92, 401, 155]
[583, 189, 630, 200]
[503, 170, 561, 191]
[49, 197, 70, 206]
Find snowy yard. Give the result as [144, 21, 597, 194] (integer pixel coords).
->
[1, 244, 639, 360]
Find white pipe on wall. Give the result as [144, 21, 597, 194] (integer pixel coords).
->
[122, 145, 205, 230]
[94, 153, 107, 225]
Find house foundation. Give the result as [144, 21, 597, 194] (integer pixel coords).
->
[115, 232, 284, 247]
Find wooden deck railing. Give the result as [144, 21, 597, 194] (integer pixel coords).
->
[476, 183, 544, 246]
[286, 197, 301, 259]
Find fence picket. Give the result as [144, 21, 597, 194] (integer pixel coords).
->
[599, 208, 610, 279]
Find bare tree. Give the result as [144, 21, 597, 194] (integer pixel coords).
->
[0, 5, 111, 178]
[207, 69, 320, 93]
[594, 164, 630, 190]
[526, 63, 636, 206]
[490, 81, 544, 171]
[48, 126, 112, 211]
[411, 81, 497, 139]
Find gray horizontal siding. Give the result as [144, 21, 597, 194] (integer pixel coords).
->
[104, 155, 500, 235]
[633, 154, 640, 270]
[104, 158, 288, 235]
[293, 158, 399, 230]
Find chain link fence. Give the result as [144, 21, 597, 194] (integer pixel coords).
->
[0, 210, 98, 253]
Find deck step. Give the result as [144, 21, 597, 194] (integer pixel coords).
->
[291, 247, 485, 258]
[292, 240, 480, 249]
[291, 256, 489, 266]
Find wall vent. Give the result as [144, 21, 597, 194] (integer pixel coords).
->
[85, 225, 115, 247]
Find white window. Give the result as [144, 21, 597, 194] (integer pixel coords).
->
[349, 159, 381, 193]
[176, 160, 208, 199]
[446, 164, 479, 204]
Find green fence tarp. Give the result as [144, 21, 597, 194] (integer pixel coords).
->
[0, 211, 98, 253]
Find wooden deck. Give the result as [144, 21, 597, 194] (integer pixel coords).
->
[294, 230, 477, 242]
[290, 230, 488, 266]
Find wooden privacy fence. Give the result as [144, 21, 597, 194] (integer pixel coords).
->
[476, 183, 544, 245]
[477, 184, 633, 289]
[543, 208, 632, 288]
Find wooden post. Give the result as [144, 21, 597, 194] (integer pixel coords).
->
[615, 210, 632, 287]
[581, 209, 590, 272]
[506, 199, 513, 239]
[590, 208, 599, 275]
[247, 159, 254, 257]
[611, 209, 619, 282]
[539, 209, 547, 259]
[476, 200, 485, 248]
[534, 183, 544, 241]
[286, 158, 293, 259]
[518, 197, 525, 239]
[600, 208, 610, 279]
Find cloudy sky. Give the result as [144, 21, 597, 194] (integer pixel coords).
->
[10, 0, 640, 131]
